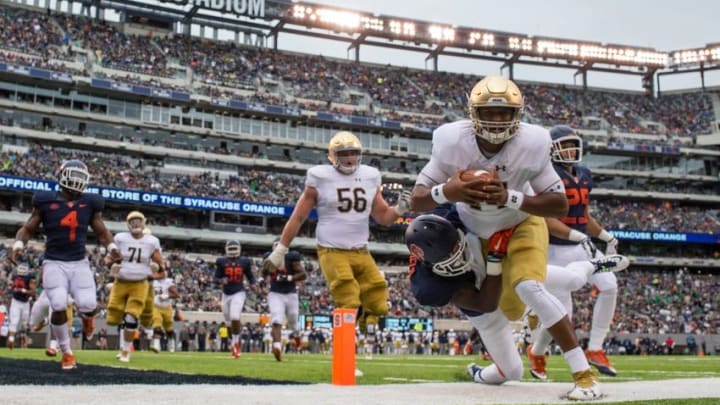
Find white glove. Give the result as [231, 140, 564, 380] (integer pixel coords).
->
[605, 237, 618, 255]
[159, 293, 170, 300]
[569, 229, 597, 260]
[393, 190, 412, 216]
[579, 237, 597, 260]
[266, 243, 288, 268]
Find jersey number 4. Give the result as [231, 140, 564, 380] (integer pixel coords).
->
[337, 187, 367, 212]
[60, 210, 79, 242]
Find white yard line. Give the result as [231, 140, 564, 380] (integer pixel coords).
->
[3, 378, 719, 405]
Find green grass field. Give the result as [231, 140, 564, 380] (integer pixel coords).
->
[1, 349, 718, 386]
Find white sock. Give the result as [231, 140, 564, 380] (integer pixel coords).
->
[531, 329, 553, 356]
[477, 364, 508, 385]
[51, 322, 71, 354]
[588, 288, 618, 351]
[563, 346, 590, 374]
[49, 339, 58, 350]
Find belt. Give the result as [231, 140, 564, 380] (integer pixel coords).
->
[317, 245, 369, 253]
[117, 278, 148, 283]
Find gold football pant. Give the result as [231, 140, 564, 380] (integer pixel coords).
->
[106, 279, 149, 325]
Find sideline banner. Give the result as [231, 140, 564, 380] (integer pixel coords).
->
[0, 174, 311, 218]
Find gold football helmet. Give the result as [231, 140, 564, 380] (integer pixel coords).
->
[467, 76, 524, 144]
[126, 211, 146, 235]
[328, 131, 362, 174]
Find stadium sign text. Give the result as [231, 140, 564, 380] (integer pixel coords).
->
[0, 175, 298, 218]
[159, 0, 265, 17]
[609, 229, 720, 245]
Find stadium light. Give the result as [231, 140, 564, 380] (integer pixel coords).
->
[468, 32, 495, 47]
[389, 20, 415, 37]
[428, 25, 455, 42]
[287, 2, 675, 68]
[671, 46, 720, 66]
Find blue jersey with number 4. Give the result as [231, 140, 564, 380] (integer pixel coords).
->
[33, 191, 104, 261]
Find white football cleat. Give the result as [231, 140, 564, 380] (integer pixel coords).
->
[590, 255, 629, 274]
[118, 350, 130, 363]
[466, 363, 483, 383]
[354, 368, 364, 377]
[566, 369, 602, 401]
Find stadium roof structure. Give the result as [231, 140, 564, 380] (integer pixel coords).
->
[62, 0, 720, 92]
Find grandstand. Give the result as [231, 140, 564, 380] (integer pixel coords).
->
[0, 0, 718, 355]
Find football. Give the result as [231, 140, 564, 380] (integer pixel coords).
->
[459, 169, 492, 187]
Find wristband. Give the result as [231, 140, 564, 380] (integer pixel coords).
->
[505, 190, 524, 210]
[13, 240, 24, 251]
[597, 229, 614, 242]
[107, 243, 118, 252]
[568, 229, 587, 242]
[486, 260, 502, 276]
[287, 275, 293, 282]
[431, 184, 449, 205]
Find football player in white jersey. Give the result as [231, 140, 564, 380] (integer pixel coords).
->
[105, 211, 165, 362]
[264, 131, 411, 357]
[151, 271, 179, 353]
[410, 76, 601, 401]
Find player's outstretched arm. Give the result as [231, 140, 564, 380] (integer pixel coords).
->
[11, 208, 41, 262]
[266, 186, 317, 267]
[91, 213, 121, 261]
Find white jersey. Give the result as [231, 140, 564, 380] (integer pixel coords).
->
[306, 164, 381, 249]
[153, 278, 175, 308]
[417, 120, 564, 238]
[114, 232, 162, 281]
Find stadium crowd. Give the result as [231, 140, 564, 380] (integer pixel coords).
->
[0, 4, 716, 141]
[0, 143, 717, 234]
[0, 4, 718, 357]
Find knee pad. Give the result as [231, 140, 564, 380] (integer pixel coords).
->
[515, 280, 566, 328]
[123, 313, 139, 330]
[329, 277, 361, 308]
[50, 310, 68, 326]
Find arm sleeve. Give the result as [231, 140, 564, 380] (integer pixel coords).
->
[305, 167, 320, 188]
[214, 259, 224, 279]
[530, 161, 565, 195]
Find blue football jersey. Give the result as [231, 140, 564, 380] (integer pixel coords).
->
[33, 191, 104, 261]
[215, 256, 255, 295]
[550, 164, 593, 246]
[263, 250, 302, 294]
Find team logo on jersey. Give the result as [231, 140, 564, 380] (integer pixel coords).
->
[495, 165, 507, 172]
[67, 202, 74, 208]
[79, 204, 87, 208]
[49, 203, 60, 210]
[408, 243, 425, 261]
